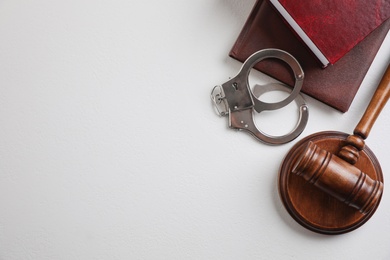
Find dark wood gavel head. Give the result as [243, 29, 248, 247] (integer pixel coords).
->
[292, 141, 383, 214]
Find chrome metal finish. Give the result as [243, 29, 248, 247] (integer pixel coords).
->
[211, 48, 308, 145]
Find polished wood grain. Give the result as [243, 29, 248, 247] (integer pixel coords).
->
[279, 63, 390, 234]
[293, 141, 382, 214]
[279, 132, 383, 234]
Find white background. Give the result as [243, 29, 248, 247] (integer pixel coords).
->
[1, 0, 390, 259]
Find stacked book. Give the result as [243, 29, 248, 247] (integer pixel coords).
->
[229, 0, 390, 112]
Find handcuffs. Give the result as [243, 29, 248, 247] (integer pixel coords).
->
[211, 49, 309, 145]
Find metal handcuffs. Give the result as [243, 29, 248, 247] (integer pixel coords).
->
[211, 49, 309, 145]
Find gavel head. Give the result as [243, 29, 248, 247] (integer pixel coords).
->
[292, 141, 383, 215]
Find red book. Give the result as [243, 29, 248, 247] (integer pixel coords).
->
[269, 0, 390, 67]
[229, 0, 390, 112]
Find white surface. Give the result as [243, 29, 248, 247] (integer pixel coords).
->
[1, 0, 390, 259]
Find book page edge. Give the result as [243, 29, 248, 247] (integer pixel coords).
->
[269, 0, 330, 67]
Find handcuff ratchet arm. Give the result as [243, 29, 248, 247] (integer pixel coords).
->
[211, 48, 309, 145]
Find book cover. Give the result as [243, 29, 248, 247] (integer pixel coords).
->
[229, 0, 390, 112]
[269, 0, 390, 67]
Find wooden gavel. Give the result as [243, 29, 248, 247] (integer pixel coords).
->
[292, 63, 390, 215]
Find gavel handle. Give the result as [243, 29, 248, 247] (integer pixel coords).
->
[339, 63, 390, 164]
[355, 63, 390, 139]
